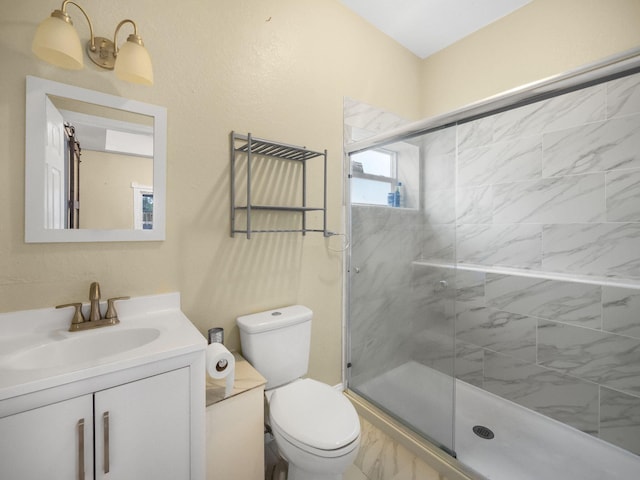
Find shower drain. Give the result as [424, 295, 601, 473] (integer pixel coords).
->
[472, 425, 495, 440]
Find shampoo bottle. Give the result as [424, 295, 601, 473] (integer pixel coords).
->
[394, 182, 404, 207]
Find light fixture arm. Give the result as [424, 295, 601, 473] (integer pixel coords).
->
[57, 0, 96, 51]
[112, 19, 144, 56]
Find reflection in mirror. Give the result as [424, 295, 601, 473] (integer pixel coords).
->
[25, 76, 166, 242]
[49, 96, 154, 230]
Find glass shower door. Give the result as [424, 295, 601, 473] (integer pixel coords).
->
[347, 126, 457, 455]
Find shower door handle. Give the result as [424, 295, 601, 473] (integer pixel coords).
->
[353, 266, 360, 273]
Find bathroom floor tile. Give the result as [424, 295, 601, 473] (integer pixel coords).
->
[345, 464, 369, 480]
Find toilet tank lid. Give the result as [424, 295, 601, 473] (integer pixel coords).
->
[237, 305, 312, 334]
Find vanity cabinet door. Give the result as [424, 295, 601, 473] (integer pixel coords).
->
[94, 367, 191, 480]
[0, 394, 94, 480]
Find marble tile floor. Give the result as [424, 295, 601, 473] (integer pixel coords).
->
[265, 413, 446, 480]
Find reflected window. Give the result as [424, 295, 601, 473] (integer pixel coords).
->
[132, 183, 153, 230]
[142, 193, 153, 230]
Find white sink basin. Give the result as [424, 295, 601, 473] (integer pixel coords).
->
[5, 327, 161, 370]
[0, 292, 207, 403]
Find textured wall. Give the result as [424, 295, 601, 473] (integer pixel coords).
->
[0, 0, 421, 387]
[420, 0, 640, 117]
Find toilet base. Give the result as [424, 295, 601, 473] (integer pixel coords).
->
[287, 463, 343, 480]
[272, 427, 359, 480]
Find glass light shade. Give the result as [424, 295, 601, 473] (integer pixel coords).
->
[114, 39, 154, 86]
[32, 15, 84, 70]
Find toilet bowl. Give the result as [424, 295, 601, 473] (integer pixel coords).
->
[267, 378, 360, 480]
[237, 306, 361, 480]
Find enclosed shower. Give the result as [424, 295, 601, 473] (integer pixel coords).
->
[345, 53, 640, 480]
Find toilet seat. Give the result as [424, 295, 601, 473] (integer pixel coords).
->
[269, 378, 360, 458]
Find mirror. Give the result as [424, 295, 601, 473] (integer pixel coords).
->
[25, 76, 167, 242]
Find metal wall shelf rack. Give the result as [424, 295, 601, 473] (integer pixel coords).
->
[230, 131, 328, 239]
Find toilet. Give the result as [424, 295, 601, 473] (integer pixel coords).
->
[237, 305, 360, 480]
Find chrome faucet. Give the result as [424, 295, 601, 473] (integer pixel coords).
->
[56, 281, 129, 332]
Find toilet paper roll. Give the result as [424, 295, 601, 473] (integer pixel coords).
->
[206, 342, 235, 398]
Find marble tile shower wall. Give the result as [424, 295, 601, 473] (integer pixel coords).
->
[345, 99, 421, 387]
[346, 75, 640, 456]
[418, 71, 640, 456]
[350, 206, 425, 386]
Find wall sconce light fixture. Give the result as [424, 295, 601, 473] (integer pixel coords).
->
[32, 0, 154, 86]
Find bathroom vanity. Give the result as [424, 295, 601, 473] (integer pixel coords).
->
[0, 293, 206, 479]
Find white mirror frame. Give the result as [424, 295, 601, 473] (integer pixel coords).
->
[25, 76, 167, 242]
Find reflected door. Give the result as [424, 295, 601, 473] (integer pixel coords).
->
[44, 96, 65, 229]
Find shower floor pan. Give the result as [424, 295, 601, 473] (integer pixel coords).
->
[356, 361, 640, 480]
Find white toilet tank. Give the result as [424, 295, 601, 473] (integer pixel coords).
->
[237, 305, 312, 390]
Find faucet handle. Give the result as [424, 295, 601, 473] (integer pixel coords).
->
[105, 297, 130, 321]
[56, 303, 85, 326]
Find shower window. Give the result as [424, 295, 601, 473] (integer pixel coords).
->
[351, 141, 420, 209]
[350, 148, 396, 206]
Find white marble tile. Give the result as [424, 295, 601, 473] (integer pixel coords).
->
[455, 342, 484, 387]
[411, 264, 456, 330]
[456, 224, 542, 268]
[485, 273, 602, 328]
[422, 224, 455, 263]
[344, 97, 409, 143]
[454, 269, 486, 314]
[457, 136, 541, 187]
[422, 126, 457, 157]
[456, 307, 537, 362]
[542, 115, 640, 177]
[542, 223, 640, 279]
[421, 129, 456, 211]
[492, 173, 605, 224]
[424, 153, 455, 191]
[599, 387, 640, 456]
[603, 286, 640, 340]
[411, 331, 456, 377]
[345, 464, 369, 480]
[538, 320, 640, 397]
[457, 116, 496, 150]
[607, 72, 640, 119]
[606, 168, 640, 222]
[350, 207, 424, 384]
[353, 417, 445, 480]
[492, 85, 606, 143]
[424, 189, 456, 225]
[483, 351, 599, 433]
[456, 185, 492, 224]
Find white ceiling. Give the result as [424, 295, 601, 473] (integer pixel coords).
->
[340, 0, 533, 59]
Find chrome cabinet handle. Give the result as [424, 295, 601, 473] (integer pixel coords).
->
[77, 419, 85, 480]
[103, 411, 110, 474]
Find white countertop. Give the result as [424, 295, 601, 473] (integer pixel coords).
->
[0, 292, 206, 403]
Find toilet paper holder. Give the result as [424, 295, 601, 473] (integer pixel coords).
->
[208, 327, 224, 345]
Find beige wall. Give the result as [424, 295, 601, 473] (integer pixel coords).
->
[80, 150, 153, 230]
[1, 0, 638, 387]
[420, 0, 640, 117]
[0, 0, 420, 386]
